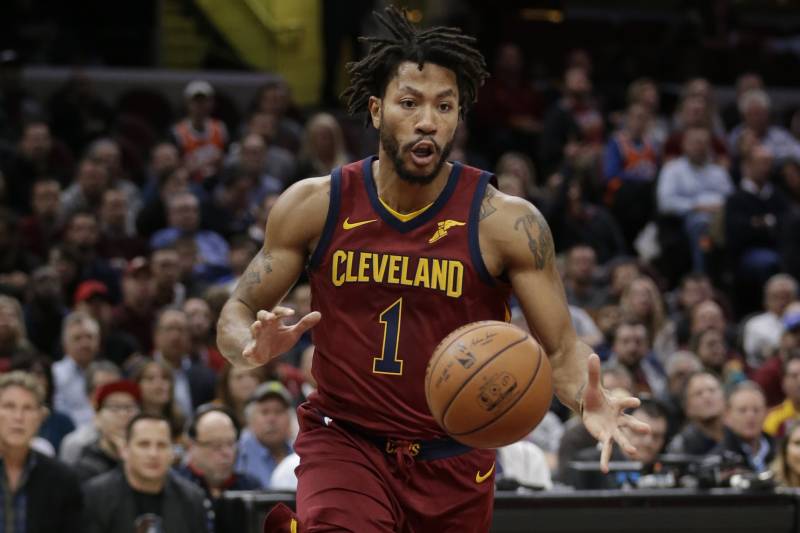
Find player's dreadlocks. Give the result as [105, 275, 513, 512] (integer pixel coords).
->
[342, 5, 489, 125]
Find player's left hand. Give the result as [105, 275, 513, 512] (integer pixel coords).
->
[580, 353, 651, 473]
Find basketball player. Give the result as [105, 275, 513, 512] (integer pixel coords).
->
[217, 7, 650, 532]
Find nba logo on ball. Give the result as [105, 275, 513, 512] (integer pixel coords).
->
[425, 321, 553, 449]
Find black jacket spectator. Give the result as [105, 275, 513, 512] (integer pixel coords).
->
[666, 422, 720, 456]
[74, 441, 120, 483]
[710, 427, 775, 473]
[83, 468, 209, 533]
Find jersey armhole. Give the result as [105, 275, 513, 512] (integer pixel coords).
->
[307, 168, 342, 270]
[468, 171, 496, 286]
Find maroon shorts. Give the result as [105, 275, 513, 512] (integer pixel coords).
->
[293, 403, 496, 533]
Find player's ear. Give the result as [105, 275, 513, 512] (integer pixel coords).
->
[369, 96, 382, 129]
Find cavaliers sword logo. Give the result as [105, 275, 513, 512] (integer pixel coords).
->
[428, 220, 466, 244]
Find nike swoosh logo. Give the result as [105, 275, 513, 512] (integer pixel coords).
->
[342, 217, 377, 230]
[475, 462, 495, 484]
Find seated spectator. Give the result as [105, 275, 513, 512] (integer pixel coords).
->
[220, 133, 282, 195]
[722, 72, 764, 131]
[0, 372, 82, 533]
[128, 357, 186, 440]
[712, 381, 773, 473]
[10, 354, 75, 455]
[85, 137, 141, 216]
[666, 371, 726, 456]
[184, 297, 225, 372]
[73, 279, 140, 367]
[59, 360, 121, 464]
[269, 452, 301, 491]
[764, 352, 800, 437]
[153, 308, 216, 416]
[496, 440, 553, 490]
[742, 274, 798, 368]
[0, 295, 36, 371]
[150, 246, 186, 308]
[603, 102, 659, 248]
[150, 192, 230, 279]
[137, 165, 202, 239]
[60, 210, 121, 303]
[663, 95, 728, 166]
[626, 77, 669, 149]
[23, 265, 68, 357]
[111, 257, 155, 352]
[52, 311, 102, 426]
[725, 146, 791, 315]
[18, 178, 62, 261]
[213, 234, 259, 295]
[690, 327, 746, 389]
[562, 244, 607, 312]
[177, 405, 260, 531]
[171, 80, 228, 185]
[251, 80, 303, 154]
[659, 350, 703, 437]
[74, 380, 141, 483]
[214, 364, 264, 426]
[203, 169, 263, 241]
[753, 330, 800, 408]
[657, 126, 734, 273]
[0, 209, 39, 298]
[770, 420, 800, 487]
[294, 113, 350, 183]
[83, 414, 208, 533]
[729, 89, 800, 165]
[605, 320, 667, 398]
[96, 188, 148, 263]
[619, 276, 669, 352]
[230, 111, 296, 183]
[236, 381, 294, 487]
[60, 157, 110, 219]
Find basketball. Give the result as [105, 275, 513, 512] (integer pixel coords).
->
[425, 320, 553, 448]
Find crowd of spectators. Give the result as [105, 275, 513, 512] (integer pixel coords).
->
[2, 38, 800, 530]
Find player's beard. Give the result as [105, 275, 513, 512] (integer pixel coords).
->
[380, 123, 454, 186]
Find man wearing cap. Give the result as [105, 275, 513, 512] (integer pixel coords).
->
[74, 279, 140, 366]
[74, 379, 141, 482]
[171, 80, 228, 183]
[235, 381, 294, 486]
[53, 311, 102, 426]
[112, 256, 155, 352]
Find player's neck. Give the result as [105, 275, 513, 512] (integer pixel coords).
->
[373, 151, 451, 214]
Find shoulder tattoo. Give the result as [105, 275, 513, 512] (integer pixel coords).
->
[513, 210, 554, 270]
[479, 185, 497, 221]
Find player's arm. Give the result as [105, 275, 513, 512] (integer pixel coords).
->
[216, 177, 328, 369]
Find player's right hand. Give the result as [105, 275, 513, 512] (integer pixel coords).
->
[242, 306, 322, 367]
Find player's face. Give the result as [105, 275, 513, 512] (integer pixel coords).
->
[372, 61, 458, 185]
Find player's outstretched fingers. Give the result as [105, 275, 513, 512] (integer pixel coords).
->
[587, 353, 602, 386]
[599, 434, 613, 473]
[616, 396, 641, 411]
[292, 311, 322, 335]
[272, 306, 296, 318]
[621, 413, 652, 435]
[613, 428, 636, 456]
[256, 309, 272, 323]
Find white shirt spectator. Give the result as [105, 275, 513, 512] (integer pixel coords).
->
[497, 441, 553, 490]
[52, 357, 93, 427]
[657, 157, 734, 217]
[742, 311, 784, 368]
[729, 125, 800, 164]
[269, 453, 301, 491]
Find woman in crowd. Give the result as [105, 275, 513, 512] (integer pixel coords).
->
[214, 363, 264, 425]
[0, 294, 36, 370]
[771, 420, 800, 487]
[690, 327, 747, 389]
[128, 356, 185, 439]
[294, 113, 350, 182]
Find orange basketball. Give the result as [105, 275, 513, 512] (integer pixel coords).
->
[425, 320, 553, 448]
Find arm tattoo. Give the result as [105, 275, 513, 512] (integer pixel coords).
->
[513, 212, 554, 269]
[240, 250, 273, 290]
[479, 186, 497, 221]
[262, 251, 273, 273]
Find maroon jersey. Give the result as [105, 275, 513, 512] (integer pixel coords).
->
[307, 156, 511, 440]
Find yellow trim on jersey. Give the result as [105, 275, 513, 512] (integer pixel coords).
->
[290, 518, 298, 533]
[378, 196, 434, 222]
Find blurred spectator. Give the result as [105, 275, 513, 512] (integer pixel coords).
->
[215, 235, 259, 294]
[60, 211, 121, 303]
[48, 72, 112, 155]
[712, 381, 773, 473]
[143, 142, 181, 189]
[2, 121, 74, 213]
[74, 380, 141, 483]
[781, 158, 800, 208]
[667, 272, 714, 322]
[9, 354, 75, 454]
[171, 80, 228, 184]
[549, 177, 626, 263]
[83, 414, 208, 533]
[150, 246, 186, 309]
[86, 138, 141, 215]
[184, 297, 225, 372]
[663, 96, 729, 166]
[96, 188, 148, 263]
[251, 80, 303, 154]
[729, 89, 800, 164]
[679, 78, 725, 137]
[18, 178, 62, 261]
[111, 257, 155, 352]
[496, 440, 553, 490]
[753, 330, 800, 409]
[474, 43, 543, 158]
[178, 406, 260, 531]
[153, 308, 216, 416]
[214, 364, 264, 427]
[725, 146, 791, 315]
[603, 102, 659, 248]
[562, 244, 607, 311]
[684, 299, 740, 363]
[236, 381, 293, 487]
[763, 352, 800, 438]
[605, 320, 667, 398]
[60, 157, 110, 219]
[221, 132, 282, 195]
[495, 151, 557, 210]
[690, 327, 746, 389]
[204, 170, 262, 241]
[742, 274, 798, 368]
[294, 113, 350, 182]
[0, 295, 36, 371]
[604, 257, 642, 306]
[48, 243, 83, 304]
[626, 78, 669, 149]
[234, 111, 296, 183]
[129, 357, 186, 439]
[666, 371, 726, 455]
[771, 420, 800, 487]
[0, 208, 39, 297]
[52, 311, 101, 426]
[722, 72, 764, 131]
[657, 126, 733, 272]
[247, 192, 278, 244]
[137, 166, 198, 239]
[0, 371, 82, 533]
[150, 192, 230, 278]
[619, 276, 668, 348]
[539, 66, 604, 177]
[73, 279, 139, 366]
[59, 360, 121, 464]
[659, 350, 703, 437]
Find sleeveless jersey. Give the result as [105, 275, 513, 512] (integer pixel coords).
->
[307, 156, 511, 440]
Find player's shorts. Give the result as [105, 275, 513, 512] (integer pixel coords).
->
[294, 402, 496, 533]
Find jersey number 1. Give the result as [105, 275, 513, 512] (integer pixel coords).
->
[373, 298, 404, 375]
